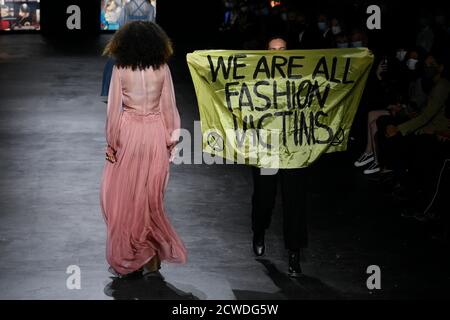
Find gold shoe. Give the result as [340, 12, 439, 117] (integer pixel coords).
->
[144, 255, 161, 273]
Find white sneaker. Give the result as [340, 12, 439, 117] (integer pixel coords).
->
[364, 162, 381, 174]
[354, 153, 375, 167]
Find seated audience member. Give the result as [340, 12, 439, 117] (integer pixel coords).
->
[292, 13, 322, 49]
[335, 33, 349, 48]
[330, 17, 344, 37]
[354, 49, 424, 174]
[354, 93, 406, 174]
[349, 28, 368, 48]
[400, 120, 450, 222]
[385, 54, 449, 139]
[378, 54, 450, 186]
[316, 13, 334, 48]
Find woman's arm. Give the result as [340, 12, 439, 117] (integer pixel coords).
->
[105, 66, 123, 154]
[160, 64, 181, 150]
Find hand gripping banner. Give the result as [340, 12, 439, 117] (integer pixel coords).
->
[187, 48, 374, 168]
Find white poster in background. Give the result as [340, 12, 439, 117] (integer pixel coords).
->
[101, 0, 157, 31]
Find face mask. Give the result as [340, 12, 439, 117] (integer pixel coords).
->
[396, 50, 407, 62]
[351, 41, 363, 48]
[337, 42, 349, 48]
[317, 22, 327, 31]
[406, 58, 418, 70]
[331, 26, 341, 35]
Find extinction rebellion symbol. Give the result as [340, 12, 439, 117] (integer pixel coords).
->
[207, 131, 224, 152]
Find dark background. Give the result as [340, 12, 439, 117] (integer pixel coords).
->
[34, 0, 447, 50]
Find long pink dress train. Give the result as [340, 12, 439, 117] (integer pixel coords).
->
[100, 64, 187, 276]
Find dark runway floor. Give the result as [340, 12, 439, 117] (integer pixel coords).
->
[0, 35, 449, 300]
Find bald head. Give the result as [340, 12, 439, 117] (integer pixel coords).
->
[268, 38, 287, 50]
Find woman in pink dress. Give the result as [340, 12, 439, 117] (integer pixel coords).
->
[100, 21, 187, 278]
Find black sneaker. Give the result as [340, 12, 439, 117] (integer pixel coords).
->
[354, 153, 375, 167]
[363, 161, 381, 175]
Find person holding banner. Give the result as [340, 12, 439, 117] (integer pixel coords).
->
[187, 35, 373, 279]
[250, 36, 309, 278]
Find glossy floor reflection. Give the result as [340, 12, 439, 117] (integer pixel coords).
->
[104, 272, 200, 300]
[233, 259, 342, 300]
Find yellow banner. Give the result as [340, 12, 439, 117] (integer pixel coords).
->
[186, 49, 374, 168]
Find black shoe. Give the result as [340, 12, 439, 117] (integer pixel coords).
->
[288, 251, 302, 278]
[252, 231, 265, 257]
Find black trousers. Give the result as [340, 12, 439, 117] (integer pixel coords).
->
[251, 167, 309, 251]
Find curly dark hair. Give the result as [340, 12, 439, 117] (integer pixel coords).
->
[103, 21, 173, 71]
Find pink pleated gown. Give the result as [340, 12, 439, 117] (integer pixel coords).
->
[100, 64, 187, 276]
